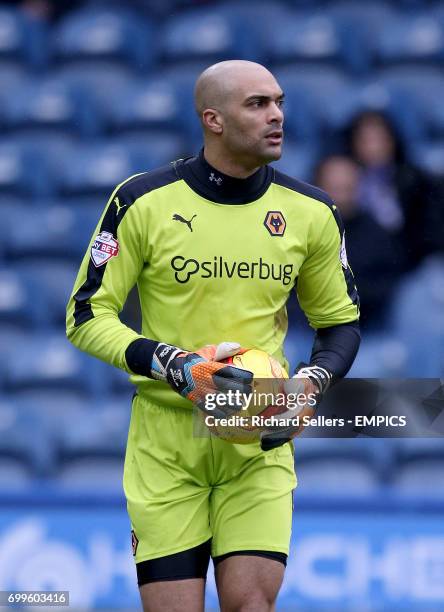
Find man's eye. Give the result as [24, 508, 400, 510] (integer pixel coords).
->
[277, 99, 284, 107]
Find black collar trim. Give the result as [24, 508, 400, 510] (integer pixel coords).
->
[174, 149, 273, 204]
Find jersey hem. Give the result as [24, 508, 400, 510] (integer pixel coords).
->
[211, 543, 291, 557]
[134, 536, 212, 564]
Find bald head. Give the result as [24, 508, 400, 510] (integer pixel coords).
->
[194, 60, 277, 117]
[193, 60, 284, 174]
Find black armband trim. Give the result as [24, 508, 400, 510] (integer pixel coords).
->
[309, 320, 361, 380]
[125, 338, 159, 377]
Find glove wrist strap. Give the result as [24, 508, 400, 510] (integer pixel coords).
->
[151, 343, 183, 381]
[295, 362, 332, 394]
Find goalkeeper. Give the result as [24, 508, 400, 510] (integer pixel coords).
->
[66, 60, 360, 612]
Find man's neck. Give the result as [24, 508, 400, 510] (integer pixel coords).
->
[203, 147, 260, 179]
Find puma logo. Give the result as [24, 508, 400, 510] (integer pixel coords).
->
[114, 196, 127, 215]
[172, 213, 197, 232]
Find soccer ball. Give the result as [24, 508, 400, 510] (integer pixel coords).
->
[204, 349, 290, 444]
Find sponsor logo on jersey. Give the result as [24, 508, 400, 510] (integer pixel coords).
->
[131, 530, 139, 556]
[172, 213, 196, 232]
[171, 255, 294, 286]
[264, 211, 286, 236]
[91, 231, 119, 267]
[340, 233, 348, 269]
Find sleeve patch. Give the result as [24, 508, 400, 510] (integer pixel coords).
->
[91, 231, 120, 267]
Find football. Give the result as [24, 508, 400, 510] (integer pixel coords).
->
[204, 349, 290, 444]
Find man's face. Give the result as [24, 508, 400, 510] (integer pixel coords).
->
[219, 70, 284, 167]
[317, 158, 360, 219]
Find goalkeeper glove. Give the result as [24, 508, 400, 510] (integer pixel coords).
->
[151, 341, 253, 416]
[260, 363, 332, 451]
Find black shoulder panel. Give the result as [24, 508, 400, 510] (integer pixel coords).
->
[73, 164, 180, 327]
[116, 164, 180, 207]
[273, 169, 335, 209]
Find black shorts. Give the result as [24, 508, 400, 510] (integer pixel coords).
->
[136, 539, 287, 586]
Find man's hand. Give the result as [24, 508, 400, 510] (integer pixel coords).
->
[260, 363, 332, 451]
[151, 341, 252, 415]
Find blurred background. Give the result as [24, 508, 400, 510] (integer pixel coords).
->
[0, 0, 443, 609]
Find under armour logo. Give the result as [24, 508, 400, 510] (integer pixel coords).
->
[172, 213, 197, 232]
[209, 172, 223, 186]
[114, 196, 127, 215]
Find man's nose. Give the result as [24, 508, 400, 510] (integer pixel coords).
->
[268, 101, 284, 124]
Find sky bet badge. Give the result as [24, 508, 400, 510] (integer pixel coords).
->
[91, 231, 119, 267]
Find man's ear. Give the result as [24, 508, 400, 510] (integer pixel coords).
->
[202, 108, 223, 134]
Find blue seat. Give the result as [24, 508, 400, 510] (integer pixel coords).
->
[293, 438, 390, 496]
[348, 332, 409, 378]
[160, 8, 255, 64]
[52, 7, 153, 70]
[392, 439, 444, 498]
[5, 203, 100, 262]
[103, 77, 183, 135]
[0, 7, 47, 69]
[56, 142, 146, 197]
[410, 140, 444, 176]
[0, 141, 49, 197]
[264, 10, 369, 74]
[389, 256, 444, 377]
[0, 396, 54, 479]
[3, 333, 106, 397]
[321, 77, 424, 147]
[373, 13, 444, 66]
[2, 79, 95, 138]
[378, 66, 444, 141]
[272, 141, 318, 182]
[53, 396, 130, 491]
[0, 267, 40, 328]
[13, 262, 78, 329]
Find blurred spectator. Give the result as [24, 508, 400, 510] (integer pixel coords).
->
[344, 110, 442, 270]
[315, 155, 403, 330]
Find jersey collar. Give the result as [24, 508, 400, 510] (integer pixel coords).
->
[175, 149, 273, 204]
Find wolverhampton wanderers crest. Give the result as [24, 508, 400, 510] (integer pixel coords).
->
[264, 211, 286, 237]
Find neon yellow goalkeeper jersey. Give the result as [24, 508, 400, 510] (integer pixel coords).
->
[66, 150, 359, 410]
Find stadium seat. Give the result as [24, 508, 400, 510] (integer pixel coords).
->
[0, 141, 49, 198]
[102, 77, 183, 135]
[410, 139, 444, 175]
[0, 266, 40, 328]
[275, 65, 351, 124]
[52, 7, 153, 70]
[392, 439, 444, 498]
[3, 333, 107, 397]
[159, 8, 256, 65]
[378, 66, 444, 141]
[348, 332, 409, 377]
[389, 256, 444, 377]
[55, 142, 147, 197]
[372, 13, 444, 66]
[263, 10, 370, 74]
[4, 203, 100, 262]
[293, 438, 389, 496]
[272, 140, 319, 182]
[0, 396, 55, 479]
[0, 6, 47, 69]
[53, 397, 130, 491]
[2, 79, 96, 138]
[12, 262, 78, 329]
